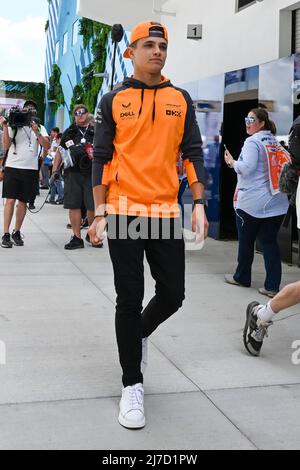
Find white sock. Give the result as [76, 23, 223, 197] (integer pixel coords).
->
[256, 301, 275, 322]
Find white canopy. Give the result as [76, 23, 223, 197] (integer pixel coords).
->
[77, 0, 176, 29]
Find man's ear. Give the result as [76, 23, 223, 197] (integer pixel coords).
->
[127, 47, 135, 60]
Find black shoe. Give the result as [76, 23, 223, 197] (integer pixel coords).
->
[85, 233, 103, 248]
[28, 203, 35, 210]
[1, 233, 13, 248]
[243, 301, 273, 356]
[11, 230, 24, 246]
[64, 235, 84, 250]
[81, 217, 89, 229]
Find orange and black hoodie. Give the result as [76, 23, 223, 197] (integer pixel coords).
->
[92, 76, 204, 218]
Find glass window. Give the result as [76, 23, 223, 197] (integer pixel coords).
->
[72, 20, 79, 46]
[259, 55, 294, 141]
[236, 0, 256, 12]
[63, 32, 68, 55]
[55, 42, 60, 62]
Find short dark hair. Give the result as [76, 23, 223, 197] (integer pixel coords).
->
[51, 127, 60, 133]
[23, 99, 37, 109]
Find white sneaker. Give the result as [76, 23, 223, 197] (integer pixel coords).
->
[141, 337, 148, 374]
[118, 383, 145, 429]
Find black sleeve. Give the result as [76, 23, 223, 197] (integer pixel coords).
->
[179, 89, 205, 184]
[92, 92, 116, 187]
[60, 128, 71, 150]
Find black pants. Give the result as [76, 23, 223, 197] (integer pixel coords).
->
[108, 216, 185, 387]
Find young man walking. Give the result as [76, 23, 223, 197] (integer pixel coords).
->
[89, 21, 208, 428]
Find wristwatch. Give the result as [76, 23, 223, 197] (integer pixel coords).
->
[94, 213, 108, 220]
[193, 198, 207, 207]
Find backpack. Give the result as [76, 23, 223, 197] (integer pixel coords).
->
[279, 162, 299, 197]
[289, 116, 300, 164]
[280, 117, 300, 227]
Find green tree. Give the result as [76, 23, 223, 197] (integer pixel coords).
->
[70, 20, 111, 118]
[47, 64, 65, 113]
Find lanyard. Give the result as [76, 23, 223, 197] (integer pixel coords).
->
[23, 127, 33, 146]
[77, 125, 90, 143]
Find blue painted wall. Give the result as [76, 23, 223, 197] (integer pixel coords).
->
[45, 0, 93, 131]
[45, 1, 134, 131]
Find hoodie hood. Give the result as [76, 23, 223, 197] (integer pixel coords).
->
[122, 75, 172, 90]
[122, 76, 172, 122]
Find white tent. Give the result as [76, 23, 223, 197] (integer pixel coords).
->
[77, 0, 176, 29]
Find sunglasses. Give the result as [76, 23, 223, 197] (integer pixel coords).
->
[245, 117, 256, 124]
[74, 109, 87, 116]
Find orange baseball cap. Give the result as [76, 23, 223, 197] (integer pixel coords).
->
[123, 21, 168, 58]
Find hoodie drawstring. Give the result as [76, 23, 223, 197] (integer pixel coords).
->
[138, 88, 158, 123]
[138, 89, 145, 118]
[152, 89, 157, 123]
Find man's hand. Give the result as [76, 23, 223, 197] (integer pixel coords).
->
[191, 204, 209, 244]
[88, 217, 107, 246]
[31, 121, 40, 135]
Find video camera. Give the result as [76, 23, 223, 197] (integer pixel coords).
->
[5, 106, 39, 128]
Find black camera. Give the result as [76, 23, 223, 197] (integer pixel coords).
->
[6, 106, 38, 128]
[68, 143, 92, 171]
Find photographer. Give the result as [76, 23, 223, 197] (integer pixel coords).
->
[52, 104, 99, 249]
[0, 100, 49, 248]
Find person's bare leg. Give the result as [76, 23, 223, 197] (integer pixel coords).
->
[69, 209, 81, 238]
[270, 281, 300, 314]
[254, 281, 300, 324]
[15, 201, 27, 231]
[3, 199, 16, 233]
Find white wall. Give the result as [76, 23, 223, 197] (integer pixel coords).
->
[160, 0, 300, 84]
[78, 0, 300, 84]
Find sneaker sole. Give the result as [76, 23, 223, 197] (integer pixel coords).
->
[258, 288, 278, 298]
[12, 242, 24, 246]
[1, 244, 13, 248]
[224, 275, 249, 287]
[118, 412, 146, 429]
[243, 301, 260, 356]
[64, 246, 84, 250]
